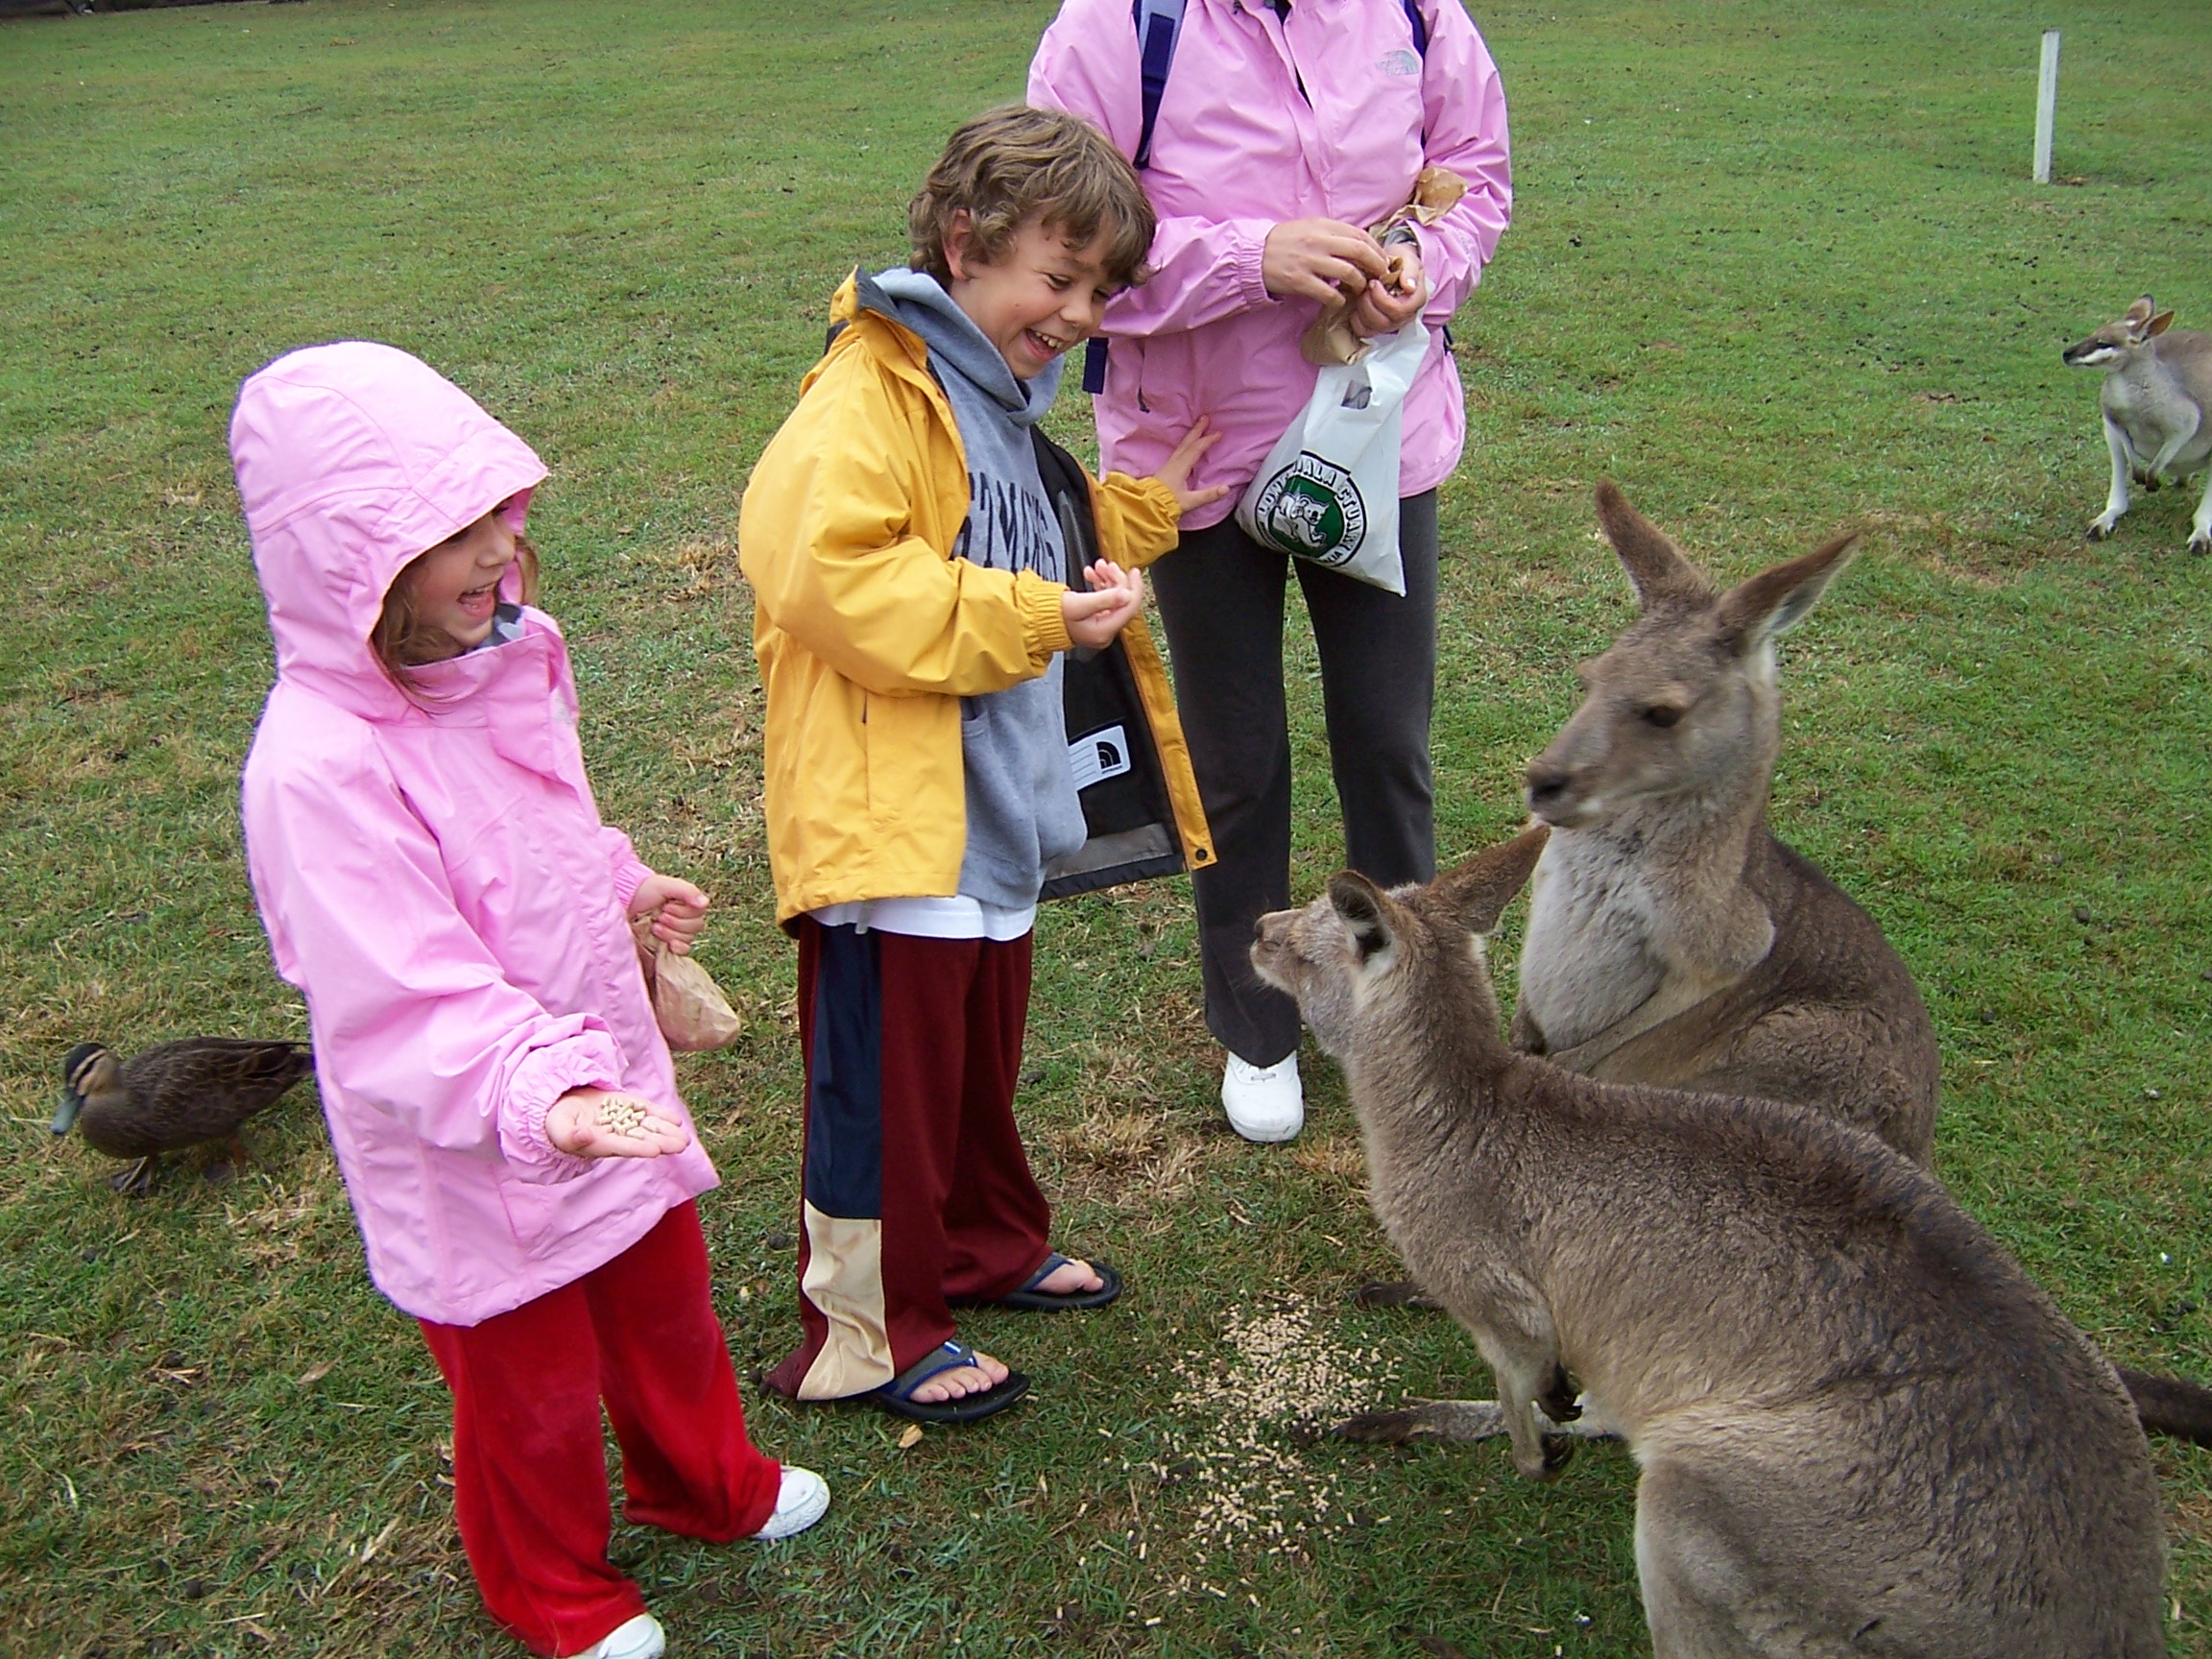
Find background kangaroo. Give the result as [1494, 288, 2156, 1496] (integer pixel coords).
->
[2064, 295, 2212, 555]
[1256, 832, 2168, 1658]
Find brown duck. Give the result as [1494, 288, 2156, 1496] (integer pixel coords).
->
[52, 1038, 315, 1194]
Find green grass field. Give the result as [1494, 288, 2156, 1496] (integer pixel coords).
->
[3, 0, 2209, 1652]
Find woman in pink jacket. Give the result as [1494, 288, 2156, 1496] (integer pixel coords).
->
[233, 342, 825, 1659]
[1031, 0, 1510, 1142]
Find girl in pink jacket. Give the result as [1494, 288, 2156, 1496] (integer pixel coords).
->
[233, 342, 825, 1659]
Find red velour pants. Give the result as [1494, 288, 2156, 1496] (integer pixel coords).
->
[764, 922, 1052, 1401]
[418, 1201, 781, 1657]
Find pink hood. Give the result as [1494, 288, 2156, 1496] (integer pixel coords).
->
[232, 340, 545, 719]
[233, 343, 718, 1328]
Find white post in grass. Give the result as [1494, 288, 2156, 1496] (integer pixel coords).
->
[2032, 29, 2060, 183]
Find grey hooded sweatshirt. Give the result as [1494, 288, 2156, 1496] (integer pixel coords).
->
[858, 267, 1085, 912]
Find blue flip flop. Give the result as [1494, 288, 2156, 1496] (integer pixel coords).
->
[874, 1340, 1030, 1425]
[996, 1252, 1123, 1312]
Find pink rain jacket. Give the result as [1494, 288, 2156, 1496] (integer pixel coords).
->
[1030, 0, 1512, 528]
[233, 342, 718, 1328]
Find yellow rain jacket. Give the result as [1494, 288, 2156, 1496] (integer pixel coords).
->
[739, 276, 1213, 925]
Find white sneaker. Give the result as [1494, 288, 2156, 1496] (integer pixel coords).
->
[1222, 1051, 1303, 1142]
[751, 1465, 830, 1541]
[576, 1613, 664, 1659]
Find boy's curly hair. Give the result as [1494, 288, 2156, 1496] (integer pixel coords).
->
[908, 106, 1155, 290]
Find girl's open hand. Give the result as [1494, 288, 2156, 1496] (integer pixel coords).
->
[546, 1087, 691, 1159]
[1150, 418, 1230, 517]
[628, 873, 709, 955]
[1061, 561, 1146, 649]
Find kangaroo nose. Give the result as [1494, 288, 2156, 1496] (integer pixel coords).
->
[1527, 760, 1571, 807]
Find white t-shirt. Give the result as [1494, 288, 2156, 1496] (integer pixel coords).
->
[809, 897, 1035, 943]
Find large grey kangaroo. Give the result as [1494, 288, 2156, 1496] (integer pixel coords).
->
[1512, 483, 1935, 1162]
[1350, 485, 2212, 1448]
[1255, 832, 2168, 1658]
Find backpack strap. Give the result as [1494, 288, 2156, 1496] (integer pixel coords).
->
[1401, 0, 1428, 56]
[1131, 0, 1189, 171]
[1084, 0, 1429, 397]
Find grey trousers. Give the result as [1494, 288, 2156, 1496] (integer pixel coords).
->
[1149, 491, 1439, 1067]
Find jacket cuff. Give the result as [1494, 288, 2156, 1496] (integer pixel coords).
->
[1409, 221, 1472, 303]
[1233, 221, 1274, 311]
[1015, 571, 1074, 665]
[600, 827, 652, 912]
[500, 1035, 625, 1184]
[610, 854, 652, 914]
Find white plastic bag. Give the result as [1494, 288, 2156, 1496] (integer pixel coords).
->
[1235, 319, 1430, 595]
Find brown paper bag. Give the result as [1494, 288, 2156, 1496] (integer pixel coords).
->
[631, 920, 744, 1052]
[1300, 166, 1472, 368]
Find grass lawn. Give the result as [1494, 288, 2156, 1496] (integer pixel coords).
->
[3, 0, 2210, 1652]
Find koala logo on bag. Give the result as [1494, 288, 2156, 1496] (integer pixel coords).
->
[1253, 453, 1366, 565]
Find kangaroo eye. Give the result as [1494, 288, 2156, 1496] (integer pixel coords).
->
[1641, 704, 1683, 729]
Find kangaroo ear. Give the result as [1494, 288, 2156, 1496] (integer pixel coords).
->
[1327, 872, 1397, 965]
[1715, 531, 1859, 655]
[1595, 481, 1710, 613]
[1435, 824, 1551, 936]
[2127, 296, 2156, 325]
[2148, 310, 2176, 339]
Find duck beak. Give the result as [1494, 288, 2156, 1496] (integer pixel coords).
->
[51, 1090, 83, 1136]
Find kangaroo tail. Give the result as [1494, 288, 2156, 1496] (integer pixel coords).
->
[2117, 1367, 2212, 1449]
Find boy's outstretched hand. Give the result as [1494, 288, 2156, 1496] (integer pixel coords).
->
[1061, 560, 1145, 649]
[547, 1087, 692, 1160]
[1152, 417, 1230, 517]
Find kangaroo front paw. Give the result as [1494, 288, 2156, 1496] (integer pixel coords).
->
[1536, 1362, 1583, 1424]
[2134, 470, 2161, 493]
[2190, 530, 2212, 556]
[2086, 517, 2120, 541]
[1512, 1434, 1575, 1481]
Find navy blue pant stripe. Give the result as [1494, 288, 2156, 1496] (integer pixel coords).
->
[802, 923, 883, 1220]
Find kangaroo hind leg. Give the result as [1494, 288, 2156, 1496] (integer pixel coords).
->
[1635, 1458, 1815, 1659]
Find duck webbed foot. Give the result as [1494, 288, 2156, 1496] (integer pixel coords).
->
[108, 1157, 157, 1197]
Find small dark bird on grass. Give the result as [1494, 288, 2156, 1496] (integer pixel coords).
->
[52, 1038, 315, 1195]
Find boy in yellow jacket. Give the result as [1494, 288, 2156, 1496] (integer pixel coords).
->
[740, 107, 1222, 1422]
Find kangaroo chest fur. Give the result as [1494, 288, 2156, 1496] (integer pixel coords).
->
[1517, 823, 1756, 1053]
[2105, 346, 2211, 471]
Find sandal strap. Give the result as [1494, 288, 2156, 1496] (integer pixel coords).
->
[882, 1339, 982, 1402]
[1018, 1252, 1073, 1295]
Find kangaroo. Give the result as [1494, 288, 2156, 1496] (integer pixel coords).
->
[2065, 296, 2212, 555]
[1350, 485, 1935, 1334]
[1255, 830, 2168, 1658]
[1347, 486, 2212, 1448]
[1512, 482, 1936, 1164]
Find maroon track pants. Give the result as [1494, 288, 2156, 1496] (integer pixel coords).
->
[418, 1202, 781, 1656]
[764, 921, 1052, 1401]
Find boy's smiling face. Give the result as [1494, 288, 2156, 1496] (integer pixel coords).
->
[944, 211, 1120, 382]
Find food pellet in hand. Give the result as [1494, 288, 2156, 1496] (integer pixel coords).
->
[602, 1098, 647, 1138]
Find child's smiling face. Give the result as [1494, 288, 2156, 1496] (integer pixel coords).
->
[944, 212, 1121, 382]
[400, 510, 516, 657]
